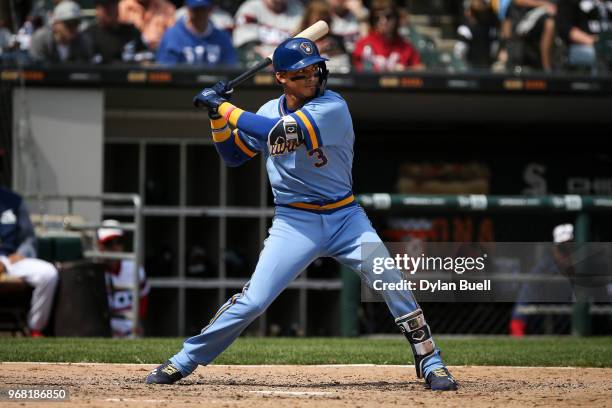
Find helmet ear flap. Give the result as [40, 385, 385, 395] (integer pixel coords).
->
[316, 62, 329, 96]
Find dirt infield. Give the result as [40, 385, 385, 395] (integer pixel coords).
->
[1, 363, 611, 407]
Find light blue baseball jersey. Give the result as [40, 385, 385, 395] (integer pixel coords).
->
[238, 89, 355, 205]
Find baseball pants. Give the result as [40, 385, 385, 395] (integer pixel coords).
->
[171, 204, 443, 375]
[2, 256, 59, 331]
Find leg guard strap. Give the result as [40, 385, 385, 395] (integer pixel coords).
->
[395, 308, 436, 378]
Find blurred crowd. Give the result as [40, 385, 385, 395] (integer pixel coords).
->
[0, 0, 610, 73]
[457, 0, 612, 73]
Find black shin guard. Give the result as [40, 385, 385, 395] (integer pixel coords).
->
[395, 308, 437, 378]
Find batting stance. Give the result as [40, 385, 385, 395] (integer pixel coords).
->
[147, 38, 458, 391]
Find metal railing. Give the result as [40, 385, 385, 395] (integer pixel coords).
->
[339, 194, 612, 336]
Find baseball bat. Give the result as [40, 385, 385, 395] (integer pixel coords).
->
[227, 20, 330, 89]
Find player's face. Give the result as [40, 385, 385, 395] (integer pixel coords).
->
[100, 237, 124, 252]
[277, 65, 320, 99]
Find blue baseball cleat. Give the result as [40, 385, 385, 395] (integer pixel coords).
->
[146, 361, 184, 384]
[425, 367, 458, 391]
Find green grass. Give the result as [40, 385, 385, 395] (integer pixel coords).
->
[1, 337, 611, 367]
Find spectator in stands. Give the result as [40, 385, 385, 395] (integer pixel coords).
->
[156, 0, 238, 66]
[233, 0, 303, 63]
[29, 0, 65, 27]
[507, 0, 557, 71]
[328, 0, 369, 53]
[29, 0, 93, 63]
[509, 224, 576, 336]
[456, 0, 500, 69]
[119, 0, 176, 50]
[0, 186, 59, 337]
[490, 0, 514, 71]
[297, 0, 351, 73]
[352, 0, 424, 71]
[86, 0, 153, 64]
[0, 19, 11, 53]
[557, 0, 612, 71]
[97, 220, 149, 338]
[7, 10, 46, 60]
[175, 1, 235, 34]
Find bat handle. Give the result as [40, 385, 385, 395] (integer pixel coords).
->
[227, 57, 273, 90]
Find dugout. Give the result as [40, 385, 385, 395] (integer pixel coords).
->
[2, 65, 612, 337]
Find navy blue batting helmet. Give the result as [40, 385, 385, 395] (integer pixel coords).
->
[272, 37, 329, 72]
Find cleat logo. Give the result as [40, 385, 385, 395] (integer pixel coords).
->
[432, 368, 448, 377]
[162, 365, 179, 376]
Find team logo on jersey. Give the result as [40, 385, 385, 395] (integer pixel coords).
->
[300, 42, 313, 55]
[268, 117, 304, 156]
[1, 209, 16, 224]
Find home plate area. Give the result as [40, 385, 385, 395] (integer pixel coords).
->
[2, 363, 611, 407]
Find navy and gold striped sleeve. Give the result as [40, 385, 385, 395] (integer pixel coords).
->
[215, 92, 350, 151]
[210, 116, 258, 167]
[231, 129, 258, 158]
[218, 102, 278, 142]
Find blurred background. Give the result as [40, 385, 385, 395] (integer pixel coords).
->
[1, 0, 611, 339]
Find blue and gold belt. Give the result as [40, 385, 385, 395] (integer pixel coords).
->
[280, 194, 356, 214]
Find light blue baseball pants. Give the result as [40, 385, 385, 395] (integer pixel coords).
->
[170, 204, 444, 376]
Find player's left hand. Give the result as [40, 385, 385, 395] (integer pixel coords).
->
[193, 88, 227, 109]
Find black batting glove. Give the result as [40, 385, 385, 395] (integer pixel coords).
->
[193, 88, 228, 109]
[211, 80, 234, 100]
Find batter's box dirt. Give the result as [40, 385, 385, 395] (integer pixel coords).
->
[1, 363, 611, 407]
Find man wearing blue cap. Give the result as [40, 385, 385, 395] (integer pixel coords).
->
[147, 38, 458, 391]
[156, 0, 237, 65]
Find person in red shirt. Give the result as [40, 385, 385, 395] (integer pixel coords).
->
[352, 0, 424, 72]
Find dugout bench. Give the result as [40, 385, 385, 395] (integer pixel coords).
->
[0, 234, 85, 336]
[0, 193, 144, 337]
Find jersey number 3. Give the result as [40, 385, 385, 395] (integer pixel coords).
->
[308, 148, 328, 168]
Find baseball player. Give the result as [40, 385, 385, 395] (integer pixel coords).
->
[146, 38, 458, 391]
[0, 186, 59, 337]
